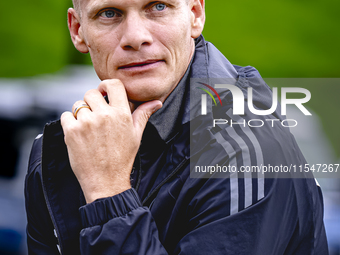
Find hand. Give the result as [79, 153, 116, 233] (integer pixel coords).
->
[60, 79, 162, 203]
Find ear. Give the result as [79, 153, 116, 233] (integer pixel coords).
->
[68, 8, 89, 53]
[190, 0, 205, 39]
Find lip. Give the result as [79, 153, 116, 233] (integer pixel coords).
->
[118, 60, 164, 71]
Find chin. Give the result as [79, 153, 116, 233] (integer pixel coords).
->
[124, 79, 171, 103]
[126, 91, 164, 103]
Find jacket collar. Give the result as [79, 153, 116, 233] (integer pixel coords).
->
[183, 35, 238, 125]
[148, 54, 193, 143]
[147, 35, 239, 144]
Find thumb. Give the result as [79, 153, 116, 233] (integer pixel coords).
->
[132, 100, 163, 139]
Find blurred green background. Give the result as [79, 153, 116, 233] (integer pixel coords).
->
[0, 0, 339, 155]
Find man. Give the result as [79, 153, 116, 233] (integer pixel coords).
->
[25, 0, 329, 254]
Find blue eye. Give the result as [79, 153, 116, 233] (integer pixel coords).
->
[100, 10, 116, 18]
[155, 3, 166, 11]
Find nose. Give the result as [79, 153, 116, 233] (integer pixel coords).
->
[120, 13, 153, 51]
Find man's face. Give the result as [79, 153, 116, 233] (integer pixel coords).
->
[71, 0, 204, 103]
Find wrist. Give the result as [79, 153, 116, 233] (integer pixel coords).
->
[82, 182, 132, 204]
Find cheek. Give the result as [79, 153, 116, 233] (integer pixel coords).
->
[88, 35, 108, 56]
[152, 9, 192, 54]
[87, 46, 106, 79]
[86, 34, 119, 79]
[164, 27, 193, 66]
[164, 18, 192, 54]
[85, 26, 112, 55]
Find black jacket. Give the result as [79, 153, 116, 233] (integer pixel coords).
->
[25, 36, 329, 255]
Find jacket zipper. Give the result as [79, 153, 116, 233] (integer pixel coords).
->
[41, 129, 64, 254]
[142, 156, 189, 206]
[135, 151, 142, 192]
[41, 175, 63, 254]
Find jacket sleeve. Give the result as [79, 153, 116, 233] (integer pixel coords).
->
[25, 137, 61, 255]
[78, 178, 328, 255]
[79, 188, 168, 255]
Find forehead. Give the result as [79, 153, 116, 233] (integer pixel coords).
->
[79, 0, 188, 20]
[80, 0, 185, 10]
[75, 0, 189, 11]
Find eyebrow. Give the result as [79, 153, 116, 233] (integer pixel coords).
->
[85, 0, 120, 19]
[84, 0, 180, 18]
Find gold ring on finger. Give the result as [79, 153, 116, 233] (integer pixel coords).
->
[73, 104, 91, 119]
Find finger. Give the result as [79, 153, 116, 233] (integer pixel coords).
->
[72, 100, 92, 119]
[60, 111, 77, 138]
[61, 111, 76, 123]
[97, 79, 130, 109]
[72, 100, 87, 114]
[132, 100, 162, 139]
[83, 89, 108, 112]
